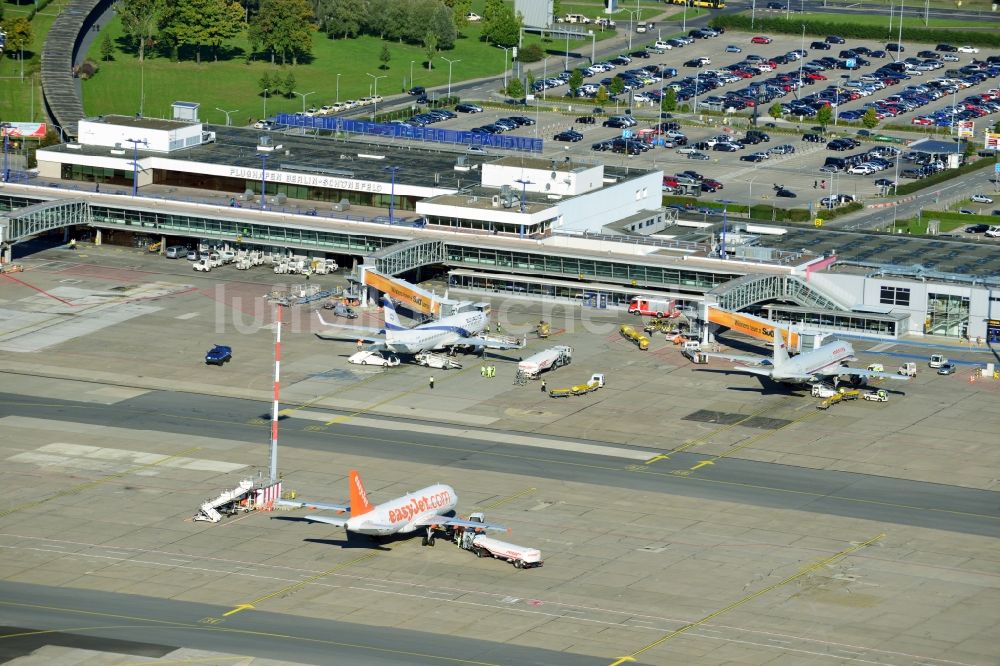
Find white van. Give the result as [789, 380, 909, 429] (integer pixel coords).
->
[986, 225, 1000, 238]
[165, 245, 188, 259]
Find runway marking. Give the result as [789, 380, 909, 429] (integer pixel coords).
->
[695, 409, 822, 468]
[120, 657, 249, 666]
[610, 534, 886, 665]
[481, 487, 537, 510]
[0, 534, 979, 666]
[0, 601, 499, 665]
[0, 445, 200, 520]
[223, 552, 379, 616]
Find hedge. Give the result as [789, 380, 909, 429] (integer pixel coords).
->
[894, 157, 996, 196]
[660, 194, 844, 223]
[709, 15, 1000, 48]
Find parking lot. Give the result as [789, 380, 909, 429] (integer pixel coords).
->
[381, 30, 1000, 210]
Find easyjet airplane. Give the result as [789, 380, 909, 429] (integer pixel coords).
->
[278, 470, 507, 546]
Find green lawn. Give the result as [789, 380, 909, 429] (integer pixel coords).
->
[0, 0, 72, 124]
[891, 217, 967, 234]
[794, 11, 985, 29]
[82, 10, 622, 124]
[818, 0, 995, 12]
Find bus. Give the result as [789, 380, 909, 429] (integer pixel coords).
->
[667, 0, 726, 8]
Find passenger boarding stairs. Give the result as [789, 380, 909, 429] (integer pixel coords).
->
[194, 479, 254, 523]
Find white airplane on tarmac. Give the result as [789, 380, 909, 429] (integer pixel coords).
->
[316, 295, 522, 354]
[704, 336, 909, 385]
[279, 470, 508, 546]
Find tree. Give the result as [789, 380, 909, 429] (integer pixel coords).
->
[444, 0, 472, 30]
[816, 104, 833, 130]
[506, 77, 524, 98]
[481, 0, 520, 47]
[553, 0, 563, 17]
[379, 43, 391, 70]
[100, 33, 115, 61]
[568, 68, 584, 97]
[427, 2, 457, 50]
[526, 69, 535, 91]
[114, 0, 167, 63]
[995, 120, 1000, 134]
[862, 107, 880, 129]
[596, 85, 608, 104]
[518, 43, 543, 63]
[284, 71, 296, 98]
[768, 103, 782, 121]
[317, 0, 363, 39]
[1, 17, 32, 57]
[423, 32, 438, 69]
[161, 0, 244, 63]
[249, 0, 315, 65]
[662, 87, 676, 112]
[609, 75, 625, 97]
[259, 72, 274, 94]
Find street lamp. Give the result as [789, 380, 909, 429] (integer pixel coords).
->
[215, 107, 239, 126]
[409, 61, 414, 91]
[262, 87, 269, 120]
[366, 73, 386, 118]
[625, 9, 640, 51]
[293, 90, 316, 116]
[746, 173, 760, 219]
[500, 46, 512, 91]
[50, 124, 68, 143]
[441, 57, 460, 98]
[125, 137, 147, 197]
[336, 74, 341, 104]
[384, 166, 400, 225]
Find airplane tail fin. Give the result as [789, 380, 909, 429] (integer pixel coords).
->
[772, 330, 791, 367]
[382, 295, 405, 331]
[348, 470, 374, 517]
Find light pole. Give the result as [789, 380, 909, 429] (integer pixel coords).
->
[366, 73, 386, 118]
[897, 0, 904, 62]
[751, 0, 757, 30]
[441, 57, 460, 98]
[797, 25, 805, 99]
[125, 138, 147, 197]
[746, 174, 759, 219]
[543, 56, 549, 100]
[293, 90, 316, 116]
[409, 61, 414, 91]
[500, 47, 511, 91]
[259, 152, 269, 211]
[683, 4, 687, 32]
[336, 74, 341, 104]
[262, 87, 269, 120]
[50, 124, 68, 143]
[215, 107, 239, 126]
[626, 9, 640, 51]
[384, 166, 400, 225]
[565, 31, 570, 71]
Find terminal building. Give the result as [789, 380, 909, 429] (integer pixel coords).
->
[5, 112, 999, 345]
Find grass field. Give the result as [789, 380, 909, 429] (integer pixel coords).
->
[792, 11, 989, 29]
[0, 0, 72, 124]
[82, 7, 629, 124]
[819, 0, 997, 12]
[891, 217, 968, 234]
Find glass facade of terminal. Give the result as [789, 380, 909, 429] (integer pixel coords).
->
[61, 164, 136, 187]
[761, 305, 905, 338]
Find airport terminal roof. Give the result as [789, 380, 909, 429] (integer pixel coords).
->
[90, 115, 198, 131]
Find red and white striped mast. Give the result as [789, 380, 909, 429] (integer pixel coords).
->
[269, 305, 282, 482]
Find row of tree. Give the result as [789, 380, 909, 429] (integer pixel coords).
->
[314, 0, 459, 50]
[115, 0, 315, 64]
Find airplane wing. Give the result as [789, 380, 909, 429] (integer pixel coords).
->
[304, 515, 349, 527]
[822, 367, 911, 381]
[276, 499, 350, 513]
[702, 353, 774, 367]
[416, 516, 508, 532]
[315, 313, 387, 347]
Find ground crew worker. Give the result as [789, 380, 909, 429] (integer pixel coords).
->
[496, 322, 502, 334]
[429, 376, 435, 389]
[357, 339, 363, 350]
[481, 364, 486, 377]
[541, 379, 546, 393]
[68, 239, 77, 250]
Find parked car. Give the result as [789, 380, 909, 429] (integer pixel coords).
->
[971, 194, 993, 203]
[554, 130, 583, 142]
[751, 36, 773, 45]
[455, 103, 483, 113]
[725, 45, 742, 53]
[957, 46, 980, 54]
[575, 116, 596, 124]
[937, 363, 956, 375]
[965, 224, 990, 233]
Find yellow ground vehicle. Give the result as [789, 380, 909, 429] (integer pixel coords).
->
[620, 325, 650, 350]
[549, 373, 605, 398]
[536, 321, 550, 338]
[818, 387, 861, 410]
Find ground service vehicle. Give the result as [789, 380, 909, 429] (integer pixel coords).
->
[898, 362, 917, 377]
[518, 346, 573, 379]
[414, 352, 462, 370]
[323, 301, 358, 318]
[454, 516, 542, 569]
[549, 373, 605, 398]
[929, 354, 947, 368]
[620, 325, 650, 350]
[628, 297, 678, 317]
[205, 345, 232, 365]
[348, 351, 400, 367]
[863, 389, 889, 402]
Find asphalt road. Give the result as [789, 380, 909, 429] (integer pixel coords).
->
[3, 389, 998, 538]
[0, 580, 600, 666]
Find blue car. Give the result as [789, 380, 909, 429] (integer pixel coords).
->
[206, 344, 232, 365]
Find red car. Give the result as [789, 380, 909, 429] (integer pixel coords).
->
[733, 69, 754, 79]
[805, 72, 826, 81]
[751, 36, 772, 44]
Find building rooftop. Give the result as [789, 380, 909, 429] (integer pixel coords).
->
[92, 115, 199, 131]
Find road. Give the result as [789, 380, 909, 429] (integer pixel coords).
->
[0, 580, 599, 666]
[3, 389, 998, 538]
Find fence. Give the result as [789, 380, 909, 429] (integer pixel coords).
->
[275, 113, 544, 153]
